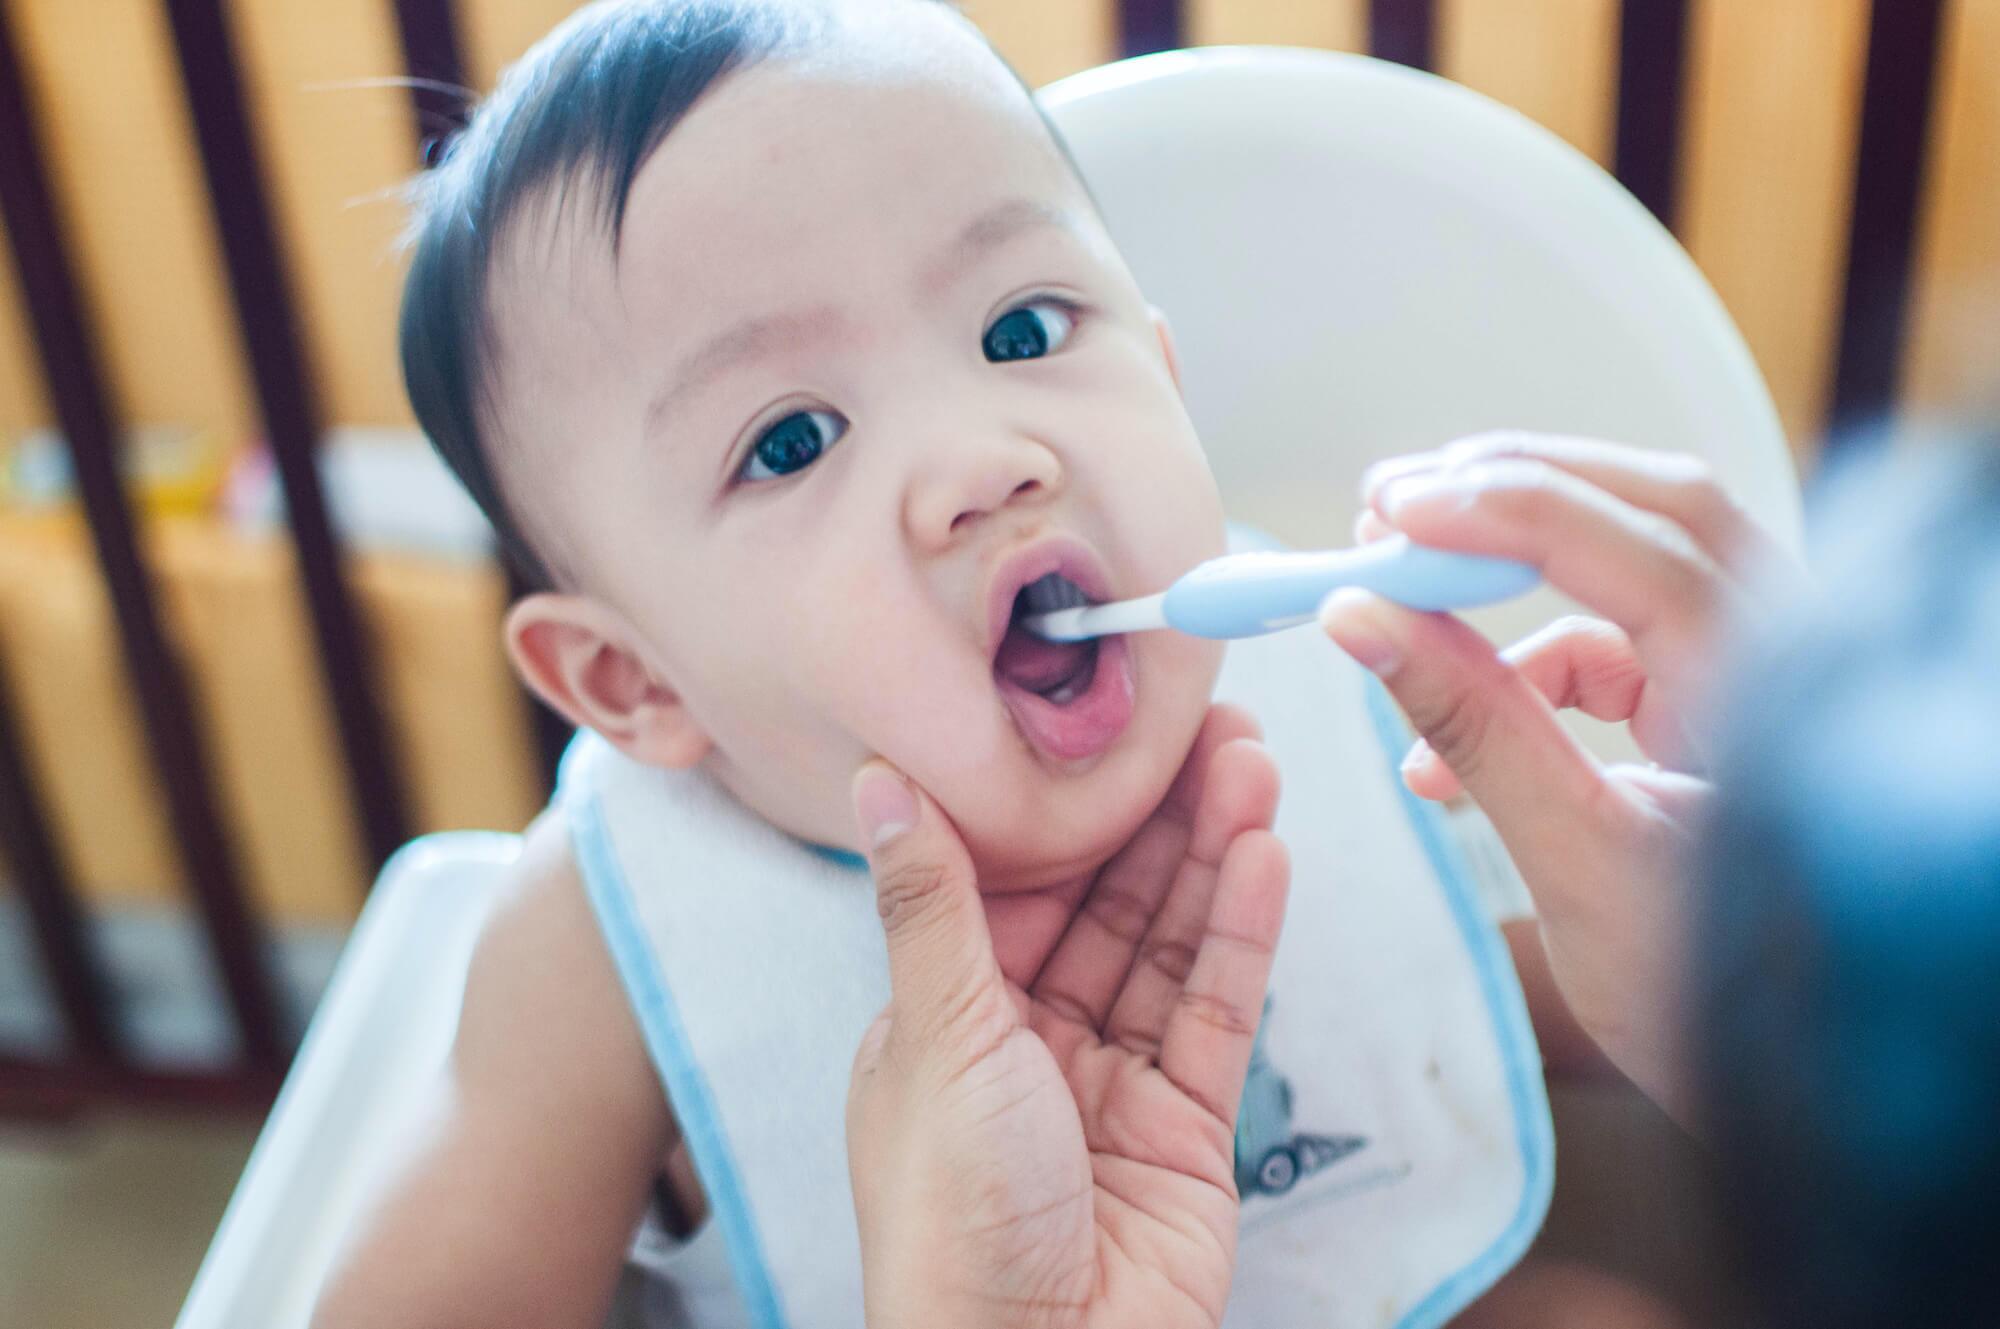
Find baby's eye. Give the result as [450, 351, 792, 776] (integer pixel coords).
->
[741, 409, 848, 482]
[983, 300, 1075, 363]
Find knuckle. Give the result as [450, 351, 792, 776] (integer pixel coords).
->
[1107, 1021, 1162, 1057]
[1084, 886, 1154, 946]
[1141, 938, 1199, 986]
[1177, 990, 1259, 1040]
[1415, 685, 1491, 784]
[874, 860, 950, 931]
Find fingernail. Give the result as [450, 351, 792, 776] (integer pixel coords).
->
[1400, 741, 1435, 779]
[1319, 588, 1403, 677]
[853, 764, 917, 848]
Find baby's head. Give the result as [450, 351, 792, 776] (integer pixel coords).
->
[401, 0, 1226, 886]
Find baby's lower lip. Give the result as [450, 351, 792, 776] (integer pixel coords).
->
[994, 634, 1135, 763]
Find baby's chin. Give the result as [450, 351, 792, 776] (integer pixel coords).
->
[954, 689, 1216, 893]
[956, 799, 1157, 896]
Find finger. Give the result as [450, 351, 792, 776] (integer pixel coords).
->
[1160, 703, 1264, 822]
[1104, 739, 1280, 1057]
[1363, 456, 1728, 705]
[1400, 615, 1650, 800]
[852, 762, 1012, 1058]
[1030, 706, 1261, 1031]
[1320, 589, 1614, 879]
[1505, 615, 1645, 720]
[1159, 829, 1290, 1132]
[1364, 432, 1789, 579]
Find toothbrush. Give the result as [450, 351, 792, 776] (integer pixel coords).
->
[1022, 535, 1541, 642]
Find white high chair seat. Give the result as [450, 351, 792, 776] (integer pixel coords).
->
[178, 48, 1796, 1329]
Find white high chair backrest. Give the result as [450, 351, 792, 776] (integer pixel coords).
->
[180, 49, 1802, 1329]
[1040, 47, 1801, 633]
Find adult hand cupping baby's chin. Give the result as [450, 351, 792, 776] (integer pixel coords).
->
[845, 707, 1290, 1329]
[1320, 433, 1802, 1132]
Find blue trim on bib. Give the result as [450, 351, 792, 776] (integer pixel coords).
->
[1361, 681, 1556, 1329]
[559, 733, 791, 1329]
[802, 842, 868, 873]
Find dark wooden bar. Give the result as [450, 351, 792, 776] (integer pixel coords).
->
[0, 1053, 282, 1119]
[1370, 0, 1436, 72]
[0, 651, 117, 1062]
[1827, 0, 1948, 444]
[392, 0, 475, 166]
[1613, 0, 1691, 230]
[0, 8, 286, 1069]
[1120, 0, 1183, 58]
[392, 0, 572, 793]
[162, 0, 412, 876]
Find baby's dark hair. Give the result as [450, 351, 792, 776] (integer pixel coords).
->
[1693, 437, 2000, 1327]
[401, 0, 870, 587]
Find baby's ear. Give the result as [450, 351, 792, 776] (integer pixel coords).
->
[1148, 305, 1183, 393]
[504, 593, 713, 770]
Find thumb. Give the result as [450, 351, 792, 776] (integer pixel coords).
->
[852, 762, 1009, 1049]
[1319, 589, 1607, 870]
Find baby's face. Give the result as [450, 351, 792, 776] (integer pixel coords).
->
[490, 12, 1225, 888]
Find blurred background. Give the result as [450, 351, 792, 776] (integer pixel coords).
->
[0, 1, 1993, 1325]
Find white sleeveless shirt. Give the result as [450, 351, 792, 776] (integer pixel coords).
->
[559, 538, 1552, 1329]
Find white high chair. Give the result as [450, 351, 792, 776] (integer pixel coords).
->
[178, 48, 1797, 1329]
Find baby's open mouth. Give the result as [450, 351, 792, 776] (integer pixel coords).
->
[992, 569, 1135, 763]
[995, 573, 1100, 703]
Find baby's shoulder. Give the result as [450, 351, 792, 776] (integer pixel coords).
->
[472, 809, 587, 982]
[455, 809, 646, 1078]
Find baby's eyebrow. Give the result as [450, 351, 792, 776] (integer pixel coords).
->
[919, 198, 1083, 295]
[644, 306, 843, 440]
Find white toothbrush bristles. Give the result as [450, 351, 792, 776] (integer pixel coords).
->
[1021, 594, 1168, 642]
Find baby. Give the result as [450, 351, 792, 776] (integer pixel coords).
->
[315, 2, 1554, 1325]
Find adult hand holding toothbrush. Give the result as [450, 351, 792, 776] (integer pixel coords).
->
[1320, 432, 1801, 1129]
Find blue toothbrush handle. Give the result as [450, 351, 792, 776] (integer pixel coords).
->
[1160, 536, 1540, 640]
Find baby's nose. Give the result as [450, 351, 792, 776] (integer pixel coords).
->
[906, 438, 1061, 548]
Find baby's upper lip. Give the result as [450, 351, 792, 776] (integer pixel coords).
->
[984, 535, 1114, 660]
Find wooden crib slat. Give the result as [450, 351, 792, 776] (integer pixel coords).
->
[1829, 0, 1950, 443]
[459, 0, 604, 93]
[961, 0, 1118, 88]
[162, 0, 412, 878]
[0, 8, 285, 1069]
[1370, 0, 1436, 71]
[1121, 0, 1184, 57]
[1902, 0, 2000, 422]
[390, 0, 571, 795]
[226, 0, 418, 428]
[6, 0, 252, 445]
[1438, 0, 1621, 167]
[1613, 0, 1693, 229]
[390, 0, 473, 167]
[1187, 0, 1368, 51]
[0, 645, 118, 1061]
[1680, 0, 1870, 457]
[0, 214, 45, 440]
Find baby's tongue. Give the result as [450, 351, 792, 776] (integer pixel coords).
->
[995, 622, 1092, 695]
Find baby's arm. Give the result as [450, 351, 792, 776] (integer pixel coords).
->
[311, 812, 682, 1329]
